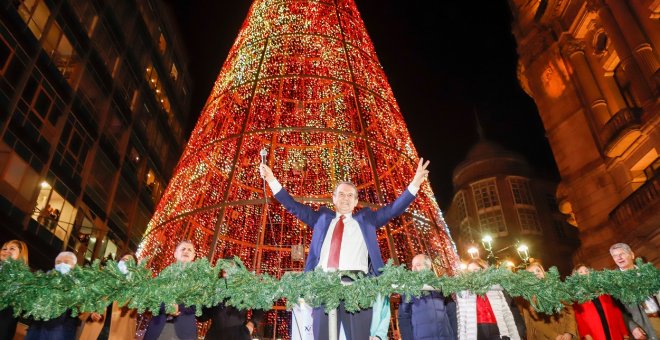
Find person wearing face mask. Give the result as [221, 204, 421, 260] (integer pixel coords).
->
[144, 241, 198, 340]
[0, 240, 29, 340]
[25, 251, 79, 340]
[520, 262, 577, 340]
[77, 253, 138, 340]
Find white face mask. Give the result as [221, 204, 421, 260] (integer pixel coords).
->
[117, 260, 129, 275]
[54, 263, 72, 274]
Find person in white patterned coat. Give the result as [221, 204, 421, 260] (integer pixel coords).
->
[456, 259, 525, 340]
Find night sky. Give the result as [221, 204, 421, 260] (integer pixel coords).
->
[164, 0, 559, 209]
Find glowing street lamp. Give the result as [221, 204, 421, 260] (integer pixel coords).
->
[517, 244, 530, 264]
[467, 247, 479, 259]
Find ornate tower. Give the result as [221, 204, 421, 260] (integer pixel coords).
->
[509, 0, 659, 268]
[138, 0, 457, 279]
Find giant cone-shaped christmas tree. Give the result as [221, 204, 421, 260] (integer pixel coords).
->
[139, 0, 457, 302]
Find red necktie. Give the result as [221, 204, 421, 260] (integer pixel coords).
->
[327, 215, 345, 269]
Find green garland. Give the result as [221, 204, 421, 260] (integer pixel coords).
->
[0, 258, 658, 320]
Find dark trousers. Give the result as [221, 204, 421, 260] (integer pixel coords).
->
[477, 323, 510, 340]
[312, 302, 372, 340]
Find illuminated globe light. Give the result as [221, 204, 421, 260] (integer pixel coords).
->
[467, 247, 479, 259]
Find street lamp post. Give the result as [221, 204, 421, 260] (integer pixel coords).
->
[466, 234, 532, 269]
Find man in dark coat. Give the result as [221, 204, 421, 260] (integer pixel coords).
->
[398, 254, 456, 340]
[143, 241, 198, 340]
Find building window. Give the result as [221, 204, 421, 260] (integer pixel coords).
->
[0, 36, 14, 75]
[472, 178, 506, 235]
[16, 0, 51, 40]
[145, 168, 163, 202]
[31, 180, 77, 241]
[158, 33, 167, 55]
[472, 178, 500, 209]
[69, 0, 98, 37]
[509, 177, 533, 205]
[0, 150, 39, 201]
[42, 22, 79, 82]
[478, 210, 506, 235]
[614, 63, 641, 109]
[170, 63, 178, 81]
[517, 207, 542, 234]
[643, 158, 659, 180]
[455, 191, 468, 223]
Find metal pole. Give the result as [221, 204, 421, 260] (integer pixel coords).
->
[328, 308, 338, 340]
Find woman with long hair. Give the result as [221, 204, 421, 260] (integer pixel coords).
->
[456, 259, 526, 340]
[571, 264, 629, 340]
[0, 240, 29, 339]
[521, 262, 577, 339]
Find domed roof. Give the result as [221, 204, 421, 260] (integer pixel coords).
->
[452, 139, 529, 184]
[465, 139, 523, 162]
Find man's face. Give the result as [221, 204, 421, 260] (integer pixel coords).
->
[175, 242, 196, 263]
[610, 248, 634, 270]
[332, 184, 358, 214]
[411, 255, 429, 272]
[55, 254, 76, 269]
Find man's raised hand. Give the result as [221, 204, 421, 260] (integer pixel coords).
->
[411, 158, 430, 188]
[259, 163, 276, 183]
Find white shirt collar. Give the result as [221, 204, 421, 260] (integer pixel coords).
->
[335, 212, 352, 220]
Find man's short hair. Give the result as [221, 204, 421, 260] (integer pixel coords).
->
[413, 254, 432, 269]
[56, 251, 78, 265]
[177, 240, 195, 249]
[333, 181, 358, 196]
[609, 243, 632, 254]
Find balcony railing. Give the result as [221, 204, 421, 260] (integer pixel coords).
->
[610, 174, 660, 227]
[600, 108, 642, 157]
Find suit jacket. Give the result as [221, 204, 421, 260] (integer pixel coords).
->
[143, 303, 197, 340]
[398, 291, 456, 340]
[619, 299, 659, 340]
[198, 302, 264, 340]
[274, 187, 416, 276]
[24, 309, 78, 340]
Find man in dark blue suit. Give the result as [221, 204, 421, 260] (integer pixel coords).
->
[398, 254, 457, 340]
[144, 241, 198, 340]
[260, 159, 430, 340]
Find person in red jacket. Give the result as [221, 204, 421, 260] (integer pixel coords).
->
[572, 264, 629, 340]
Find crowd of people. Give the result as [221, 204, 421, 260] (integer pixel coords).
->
[395, 243, 659, 340]
[0, 238, 657, 340]
[0, 160, 657, 340]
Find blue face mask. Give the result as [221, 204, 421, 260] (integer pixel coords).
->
[117, 260, 129, 275]
[54, 263, 71, 274]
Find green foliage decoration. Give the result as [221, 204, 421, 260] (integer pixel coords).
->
[0, 258, 657, 320]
